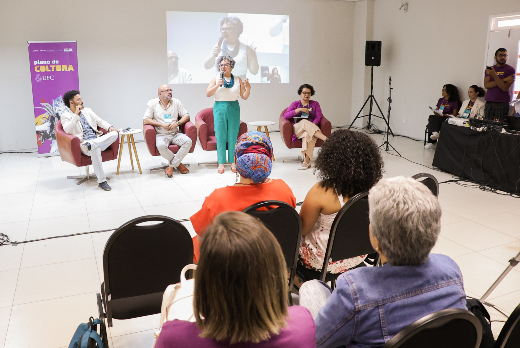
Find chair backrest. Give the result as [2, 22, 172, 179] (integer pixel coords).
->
[320, 191, 374, 281]
[102, 215, 193, 309]
[382, 308, 482, 348]
[243, 201, 302, 290]
[197, 108, 215, 136]
[412, 173, 439, 197]
[495, 301, 520, 348]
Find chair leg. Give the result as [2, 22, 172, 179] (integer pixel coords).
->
[149, 162, 191, 172]
[424, 126, 428, 146]
[282, 154, 304, 163]
[149, 162, 169, 172]
[97, 293, 110, 348]
[67, 166, 103, 185]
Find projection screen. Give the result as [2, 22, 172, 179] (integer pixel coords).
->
[166, 11, 289, 84]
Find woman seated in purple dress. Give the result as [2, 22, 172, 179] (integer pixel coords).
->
[284, 84, 328, 169]
[154, 211, 316, 348]
[425, 84, 461, 149]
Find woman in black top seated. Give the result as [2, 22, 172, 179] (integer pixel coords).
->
[425, 84, 461, 148]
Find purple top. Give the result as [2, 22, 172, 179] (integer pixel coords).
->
[284, 100, 323, 143]
[436, 97, 460, 116]
[485, 64, 516, 103]
[155, 306, 316, 348]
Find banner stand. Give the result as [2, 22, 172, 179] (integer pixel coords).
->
[28, 41, 79, 157]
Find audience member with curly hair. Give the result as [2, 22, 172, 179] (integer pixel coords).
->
[298, 129, 383, 280]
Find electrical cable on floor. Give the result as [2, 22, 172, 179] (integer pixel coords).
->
[0, 151, 37, 154]
[0, 218, 192, 247]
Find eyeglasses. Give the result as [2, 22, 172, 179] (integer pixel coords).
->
[220, 27, 234, 32]
[301, 92, 312, 95]
[219, 63, 230, 68]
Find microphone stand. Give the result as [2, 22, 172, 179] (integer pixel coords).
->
[379, 76, 401, 156]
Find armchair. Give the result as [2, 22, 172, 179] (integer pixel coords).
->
[143, 121, 197, 172]
[279, 107, 332, 150]
[55, 120, 119, 185]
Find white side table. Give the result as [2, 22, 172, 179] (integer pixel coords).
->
[117, 128, 142, 175]
[248, 121, 276, 161]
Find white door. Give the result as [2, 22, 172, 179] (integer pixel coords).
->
[486, 30, 511, 66]
[486, 29, 520, 100]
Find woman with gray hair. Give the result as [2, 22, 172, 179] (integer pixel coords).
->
[206, 55, 251, 173]
[299, 176, 467, 348]
[204, 16, 259, 80]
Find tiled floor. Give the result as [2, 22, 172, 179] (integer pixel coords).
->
[0, 130, 519, 348]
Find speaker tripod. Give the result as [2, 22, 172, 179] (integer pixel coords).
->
[480, 251, 520, 303]
[349, 66, 394, 136]
[380, 76, 401, 156]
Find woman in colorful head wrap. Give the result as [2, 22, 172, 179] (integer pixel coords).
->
[234, 131, 273, 184]
[190, 131, 296, 262]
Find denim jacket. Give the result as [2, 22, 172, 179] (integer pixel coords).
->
[315, 254, 466, 348]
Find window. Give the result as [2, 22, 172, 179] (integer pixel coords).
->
[491, 14, 520, 31]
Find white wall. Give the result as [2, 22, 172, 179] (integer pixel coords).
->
[363, 0, 520, 139]
[0, 0, 356, 151]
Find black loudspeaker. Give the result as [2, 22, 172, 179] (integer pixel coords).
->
[365, 41, 381, 66]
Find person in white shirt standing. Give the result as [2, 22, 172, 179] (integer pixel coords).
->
[144, 85, 192, 177]
[61, 90, 119, 191]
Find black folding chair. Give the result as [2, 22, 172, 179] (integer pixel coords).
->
[383, 308, 482, 348]
[412, 173, 439, 197]
[243, 201, 302, 302]
[97, 215, 193, 327]
[494, 301, 520, 348]
[312, 191, 378, 287]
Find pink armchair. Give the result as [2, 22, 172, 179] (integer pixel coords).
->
[195, 108, 247, 151]
[55, 120, 120, 185]
[143, 121, 197, 171]
[279, 108, 332, 149]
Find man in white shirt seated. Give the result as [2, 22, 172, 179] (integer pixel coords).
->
[143, 85, 192, 177]
[61, 90, 119, 191]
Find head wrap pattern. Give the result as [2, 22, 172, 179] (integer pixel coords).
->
[235, 131, 273, 184]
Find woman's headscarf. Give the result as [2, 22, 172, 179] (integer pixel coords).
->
[235, 131, 273, 184]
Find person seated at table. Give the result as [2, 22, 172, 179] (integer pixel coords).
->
[284, 84, 328, 170]
[190, 131, 296, 261]
[457, 85, 486, 119]
[154, 211, 316, 348]
[298, 130, 383, 281]
[425, 84, 461, 149]
[299, 177, 467, 348]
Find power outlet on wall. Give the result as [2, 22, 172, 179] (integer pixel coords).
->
[402, 118, 406, 124]
[408, 119, 413, 125]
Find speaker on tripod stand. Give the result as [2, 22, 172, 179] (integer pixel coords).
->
[365, 41, 381, 67]
[349, 41, 393, 136]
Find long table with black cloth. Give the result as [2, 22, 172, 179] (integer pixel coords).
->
[432, 123, 520, 195]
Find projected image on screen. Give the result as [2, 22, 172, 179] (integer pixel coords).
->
[166, 11, 289, 84]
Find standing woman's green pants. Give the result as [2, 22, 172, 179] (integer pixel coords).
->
[213, 100, 240, 164]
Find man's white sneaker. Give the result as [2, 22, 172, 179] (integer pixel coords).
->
[424, 143, 434, 149]
[430, 132, 440, 141]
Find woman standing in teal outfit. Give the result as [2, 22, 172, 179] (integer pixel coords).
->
[206, 55, 251, 174]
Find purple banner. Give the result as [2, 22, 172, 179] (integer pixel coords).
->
[28, 41, 79, 155]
